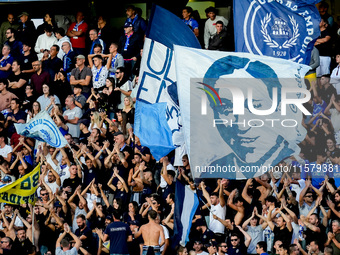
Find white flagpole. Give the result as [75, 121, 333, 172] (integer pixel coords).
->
[32, 206, 34, 245]
[67, 144, 83, 170]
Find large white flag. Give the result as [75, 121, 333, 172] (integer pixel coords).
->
[174, 46, 311, 179]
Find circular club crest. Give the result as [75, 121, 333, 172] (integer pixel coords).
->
[243, 1, 301, 60]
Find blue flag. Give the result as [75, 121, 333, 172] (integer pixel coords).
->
[173, 181, 199, 246]
[135, 5, 201, 162]
[234, 0, 321, 64]
[15, 111, 68, 148]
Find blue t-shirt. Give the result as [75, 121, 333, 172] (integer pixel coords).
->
[312, 100, 327, 125]
[0, 55, 13, 79]
[24, 155, 33, 166]
[182, 18, 199, 31]
[104, 221, 132, 254]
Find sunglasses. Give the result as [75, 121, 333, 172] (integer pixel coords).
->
[231, 239, 238, 242]
[221, 245, 227, 248]
[115, 72, 120, 74]
[304, 195, 312, 198]
[41, 193, 48, 196]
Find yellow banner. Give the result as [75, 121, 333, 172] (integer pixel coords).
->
[0, 164, 40, 205]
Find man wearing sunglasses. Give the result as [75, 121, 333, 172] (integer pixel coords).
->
[298, 179, 322, 217]
[228, 227, 252, 255]
[217, 242, 228, 255]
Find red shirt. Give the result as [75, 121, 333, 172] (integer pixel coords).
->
[68, 21, 88, 49]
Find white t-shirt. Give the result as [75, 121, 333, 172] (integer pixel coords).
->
[57, 165, 70, 186]
[92, 65, 109, 89]
[43, 173, 60, 194]
[159, 225, 169, 252]
[160, 163, 176, 188]
[117, 80, 132, 110]
[63, 106, 83, 138]
[72, 207, 87, 233]
[290, 179, 305, 201]
[0, 145, 12, 159]
[209, 203, 226, 234]
[0, 213, 23, 229]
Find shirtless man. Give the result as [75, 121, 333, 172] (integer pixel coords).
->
[134, 210, 165, 255]
[227, 189, 245, 225]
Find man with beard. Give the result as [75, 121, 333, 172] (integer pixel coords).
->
[4, 28, 23, 60]
[0, 13, 19, 46]
[11, 228, 33, 255]
[75, 214, 94, 254]
[327, 190, 340, 221]
[115, 67, 132, 110]
[63, 95, 82, 140]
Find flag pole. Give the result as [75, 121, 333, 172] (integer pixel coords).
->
[32, 205, 34, 245]
[67, 144, 83, 170]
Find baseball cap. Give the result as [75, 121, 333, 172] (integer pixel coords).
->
[205, 241, 218, 248]
[124, 22, 133, 28]
[113, 131, 124, 136]
[2, 176, 12, 182]
[18, 12, 29, 18]
[76, 55, 85, 59]
[106, 215, 113, 221]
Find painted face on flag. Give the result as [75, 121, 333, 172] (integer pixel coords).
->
[203, 56, 285, 164]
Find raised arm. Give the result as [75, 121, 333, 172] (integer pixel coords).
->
[266, 204, 275, 231]
[278, 208, 293, 232]
[98, 184, 110, 208]
[114, 167, 129, 193]
[201, 181, 211, 207]
[236, 225, 252, 247]
[107, 172, 117, 192]
[242, 209, 255, 230]
[68, 185, 81, 212]
[219, 180, 226, 207]
[242, 179, 253, 204]
[227, 189, 238, 212]
[299, 179, 311, 206]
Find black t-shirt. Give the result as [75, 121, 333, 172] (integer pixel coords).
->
[228, 243, 248, 255]
[63, 176, 82, 193]
[18, 52, 38, 78]
[22, 94, 37, 112]
[315, 28, 332, 56]
[75, 226, 94, 252]
[79, 131, 91, 144]
[8, 72, 27, 100]
[320, 85, 337, 105]
[273, 225, 292, 247]
[11, 237, 33, 255]
[82, 164, 99, 187]
[305, 224, 327, 248]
